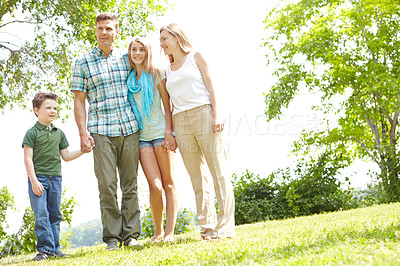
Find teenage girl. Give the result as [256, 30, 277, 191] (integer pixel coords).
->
[127, 36, 177, 243]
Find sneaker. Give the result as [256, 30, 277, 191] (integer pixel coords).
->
[55, 250, 68, 258]
[106, 241, 119, 251]
[33, 252, 49, 261]
[126, 238, 143, 248]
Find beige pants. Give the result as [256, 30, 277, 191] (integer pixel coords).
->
[175, 104, 235, 238]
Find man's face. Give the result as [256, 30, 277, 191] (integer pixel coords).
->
[95, 19, 118, 47]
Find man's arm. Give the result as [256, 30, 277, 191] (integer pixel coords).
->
[73, 90, 95, 152]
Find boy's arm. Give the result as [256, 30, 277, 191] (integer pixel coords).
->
[60, 148, 84, 162]
[23, 146, 44, 196]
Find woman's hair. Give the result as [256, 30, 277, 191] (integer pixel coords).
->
[160, 23, 193, 63]
[128, 36, 161, 89]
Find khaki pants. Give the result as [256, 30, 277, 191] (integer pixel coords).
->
[92, 132, 141, 244]
[175, 104, 235, 238]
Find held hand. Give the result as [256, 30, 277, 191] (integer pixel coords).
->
[32, 179, 44, 197]
[213, 120, 224, 134]
[165, 134, 177, 151]
[80, 133, 95, 153]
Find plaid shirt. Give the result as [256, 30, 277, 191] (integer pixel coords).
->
[71, 47, 138, 137]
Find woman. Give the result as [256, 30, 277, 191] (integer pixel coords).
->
[127, 36, 177, 243]
[159, 23, 235, 240]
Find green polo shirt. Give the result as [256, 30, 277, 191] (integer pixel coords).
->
[22, 122, 69, 176]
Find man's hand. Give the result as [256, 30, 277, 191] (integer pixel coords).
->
[80, 133, 95, 153]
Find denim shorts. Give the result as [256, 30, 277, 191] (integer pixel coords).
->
[139, 138, 164, 149]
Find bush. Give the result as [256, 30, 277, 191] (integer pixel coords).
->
[233, 169, 293, 225]
[0, 190, 77, 257]
[232, 152, 362, 225]
[141, 206, 197, 238]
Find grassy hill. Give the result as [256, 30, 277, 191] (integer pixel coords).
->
[2, 203, 400, 265]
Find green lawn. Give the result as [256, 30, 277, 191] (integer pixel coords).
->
[2, 203, 400, 265]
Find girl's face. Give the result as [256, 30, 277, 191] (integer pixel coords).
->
[160, 30, 178, 55]
[130, 41, 146, 65]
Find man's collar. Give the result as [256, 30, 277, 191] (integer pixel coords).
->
[93, 46, 114, 57]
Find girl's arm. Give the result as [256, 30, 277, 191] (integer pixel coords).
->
[60, 148, 85, 162]
[24, 146, 44, 196]
[194, 51, 224, 133]
[158, 78, 177, 151]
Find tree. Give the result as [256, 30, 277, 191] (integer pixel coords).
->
[0, 0, 169, 114]
[263, 0, 400, 201]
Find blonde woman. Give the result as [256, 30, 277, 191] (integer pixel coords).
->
[159, 24, 235, 240]
[127, 36, 177, 243]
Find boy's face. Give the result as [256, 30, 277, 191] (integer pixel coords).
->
[34, 99, 57, 126]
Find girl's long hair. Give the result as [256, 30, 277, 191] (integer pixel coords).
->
[128, 36, 161, 90]
[160, 23, 193, 63]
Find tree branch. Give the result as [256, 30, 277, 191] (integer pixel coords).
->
[351, 136, 381, 166]
[0, 20, 40, 29]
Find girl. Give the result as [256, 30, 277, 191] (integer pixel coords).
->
[159, 24, 235, 240]
[127, 36, 177, 243]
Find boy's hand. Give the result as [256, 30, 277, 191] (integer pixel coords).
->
[32, 179, 44, 197]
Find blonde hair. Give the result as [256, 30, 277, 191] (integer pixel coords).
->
[128, 36, 161, 90]
[160, 23, 193, 63]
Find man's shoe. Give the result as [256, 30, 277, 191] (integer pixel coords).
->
[55, 250, 68, 258]
[106, 241, 119, 251]
[126, 238, 143, 248]
[33, 252, 49, 261]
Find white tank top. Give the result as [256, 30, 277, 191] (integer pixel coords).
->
[165, 50, 211, 115]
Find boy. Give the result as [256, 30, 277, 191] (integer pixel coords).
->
[22, 92, 89, 261]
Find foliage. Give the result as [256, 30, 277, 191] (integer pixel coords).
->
[263, 0, 400, 201]
[286, 151, 356, 216]
[0, 187, 15, 240]
[0, 190, 77, 257]
[70, 219, 102, 247]
[233, 152, 363, 225]
[232, 169, 292, 225]
[141, 206, 197, 239]
[0, 0, 170, 116]
[2, 203, 400, 265]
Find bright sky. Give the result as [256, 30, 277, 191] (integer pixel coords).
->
[0, 0, 374, 231]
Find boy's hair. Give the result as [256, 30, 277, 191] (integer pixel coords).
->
[32, 92, 58, 111]
[96, 12, 119, 29]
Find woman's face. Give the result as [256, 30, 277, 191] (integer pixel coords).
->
[160, 30, 178, 55]
[130, 41, 146, 65]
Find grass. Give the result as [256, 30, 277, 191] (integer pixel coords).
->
[2, 203, 400, 265]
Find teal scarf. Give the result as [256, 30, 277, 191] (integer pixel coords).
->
[127, 70, 155, 130]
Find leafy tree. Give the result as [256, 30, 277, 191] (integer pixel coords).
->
[0, 0, 169, 114]
[263, 0, 400, 201]
[0, 190, 77, 257]
[0, 187, 15, 241]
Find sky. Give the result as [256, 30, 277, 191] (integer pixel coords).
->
[0, 0, 375, 231]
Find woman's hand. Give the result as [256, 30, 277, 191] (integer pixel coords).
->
[213, 120, 224, 134]
[163, 134, 177, 151]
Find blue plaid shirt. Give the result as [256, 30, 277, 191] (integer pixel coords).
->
[71, 47, 138, 137]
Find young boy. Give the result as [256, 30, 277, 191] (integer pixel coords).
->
[22, 92, 89, 261]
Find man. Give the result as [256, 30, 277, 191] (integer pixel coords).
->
[71, 12, 141, 250]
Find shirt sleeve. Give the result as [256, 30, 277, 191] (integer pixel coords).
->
[22, 128, 36, 149]
[71, 57, 88, 93]
[59, 129, 69, 150]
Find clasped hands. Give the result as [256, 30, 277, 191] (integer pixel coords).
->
[80, 134, 95, 153]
